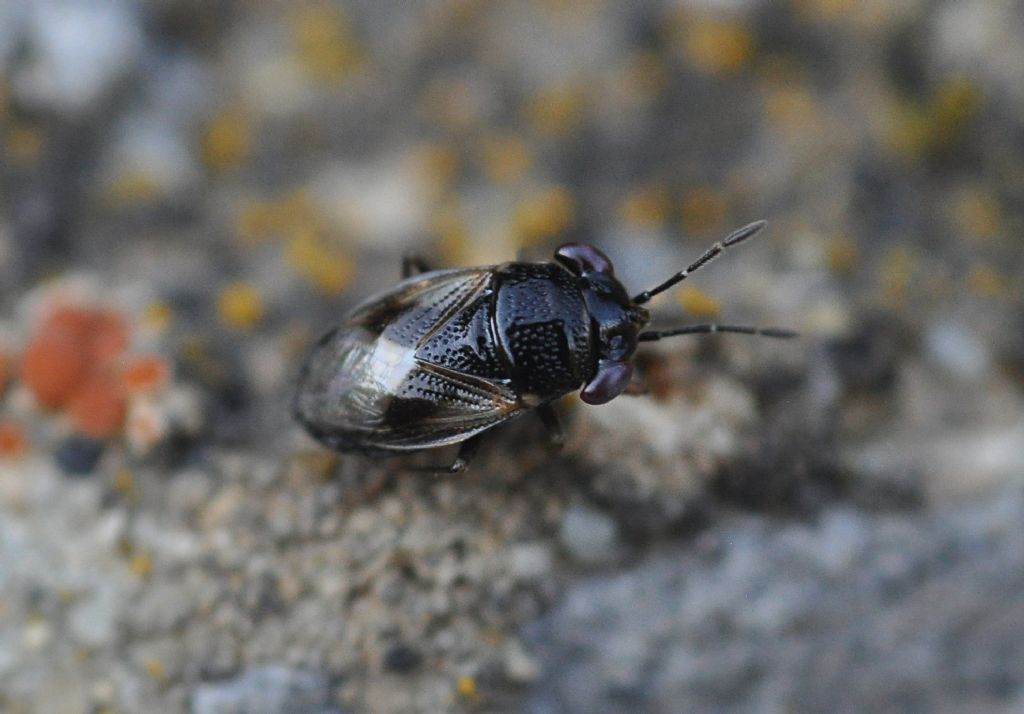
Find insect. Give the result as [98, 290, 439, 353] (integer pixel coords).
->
[294, 220, 795, 471]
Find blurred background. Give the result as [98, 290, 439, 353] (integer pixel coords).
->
[0, 1, 1022, 712]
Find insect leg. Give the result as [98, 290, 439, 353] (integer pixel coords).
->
[444, 434, 484, 473]
[536, 403, 565, 447]
[638, 324, 798, 341]
[413, 434, 485, 474]
[402, 252, 434, 278]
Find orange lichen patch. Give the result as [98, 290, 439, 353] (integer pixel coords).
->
[679, 16, 755, 76]
[41, 306, 97, 343]
[680, 187, 728, 236]
[68, 376, 127, 440]
[827, 237, 859, 273]
[21, 333, 90, 409]
[121, 355, 172, 396]
[21, 305, 131, 409]
[967, 264, 1010, 298]
[0, 421, 28, 459]
[479, 134, 532, 185]
[0, 351, 9, 394]
[218, 281, 266, 329]
[620, 185, 670, 229]
[89, 311, 130, 367]
[201, 107, 252, 172]
[514, 186, 575, 246]
[677, 286, 721, 318]
[526, 85, 586, 137]
[293, 4, 362, 83]
[285, 231, 354, 297]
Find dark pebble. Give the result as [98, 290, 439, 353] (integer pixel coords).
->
[55, 436, 106, 476]
[382, 644, 423, 673]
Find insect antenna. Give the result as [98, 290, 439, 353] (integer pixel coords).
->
[632, 220, 768, 305]
[638, 323, 798, 342]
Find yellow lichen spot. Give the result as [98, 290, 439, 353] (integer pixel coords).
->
[677, 286, 721, 318]
[885, 79, 983, 160]
[680, 187, 728, 236]
[792, 0, 856, 22]
[479, 134, 532, 185]
[413, 143, 461, 194]
[514, 187, 575, 246]
[682, 16, 755, 76]
[443, 0, 486, 27]
[142, 302, 174, 334]
[179, 335, 209, 365]
[456, 675, 478, 700]
[285, 230, 354, 297]
[624, 51, 669, 99]
[218, 282, 266, 330]
[112, 469, 136, 498]
[431, 201, 471, 266]
[293, 4, 362, 83]
[827, 237, 858, 273]
[129, 551, 154, 579]
[526, 86, 586, 137]
[881, 246, 913, 306]
[296, 450, 339, 479]
[104, 172, 161, 206]
[7, 125, 44, 166]
[536, 0, 601, 19]
[143, 658, 166, 682]
[620, 185, 670, 229]
[954, 190, 1003, 240]
[763, 86, 820, 134]
[930, 78, 983, 150]
[884, 100, 932, 159]
[967, 264, 1009, 298]
[422, 79, 483, 132]
[236, 202, 277, 245]
[202, 108, 251, 172]
[236, 190, 320, 245]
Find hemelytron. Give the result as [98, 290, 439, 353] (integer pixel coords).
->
[294, 220, 795, 471]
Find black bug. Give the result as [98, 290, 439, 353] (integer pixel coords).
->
[294, 220, 795, 471]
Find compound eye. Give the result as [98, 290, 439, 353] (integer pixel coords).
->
[581, 360, 633, 405]
[554, 243, 613, 275]
[605, 329, 637, 362]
